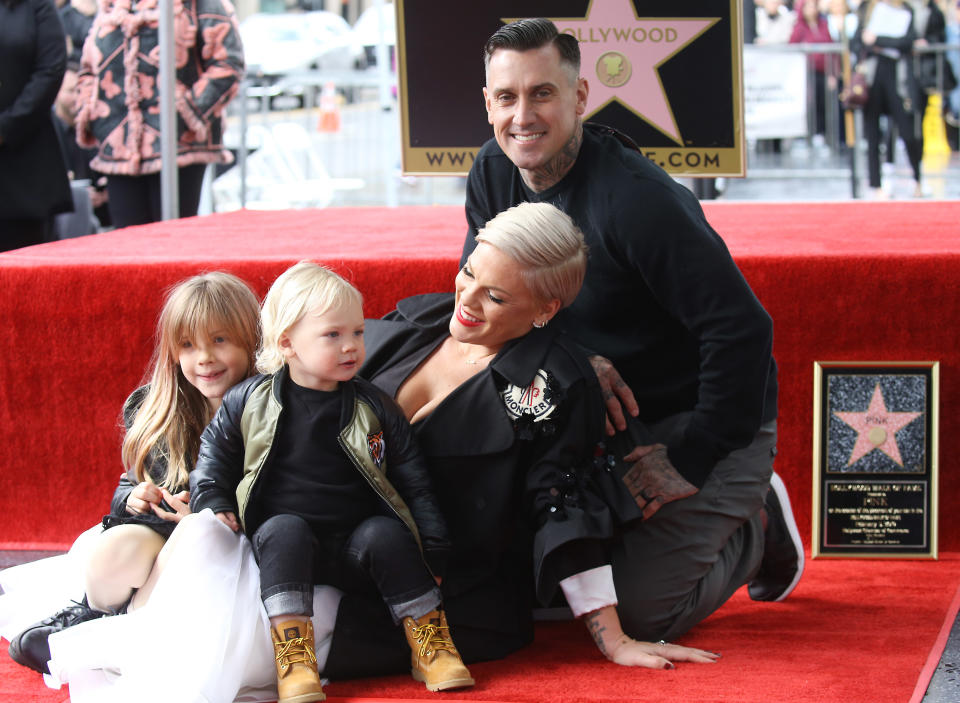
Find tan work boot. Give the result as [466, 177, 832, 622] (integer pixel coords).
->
[271, 619, 325, 703]
[402, 609, 475, 691]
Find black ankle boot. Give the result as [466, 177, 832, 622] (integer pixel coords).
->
[7, 598, 109, 674]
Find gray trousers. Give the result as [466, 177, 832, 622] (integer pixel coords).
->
[611, 415, 776, 641]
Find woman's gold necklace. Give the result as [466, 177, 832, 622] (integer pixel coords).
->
[464, 354, 494, 365]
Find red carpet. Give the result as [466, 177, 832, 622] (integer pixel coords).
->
[1, 202, 959, 701]
[2, 201, 959, 551]
[3, 553, 960, 702]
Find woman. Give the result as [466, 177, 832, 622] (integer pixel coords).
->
[827, 0, 859, 41]
[39, 204, 715, 703]
[791, 0, 838, 137]
[851, 0, 924, 198]
[75, 0, 244, 228]
[827, 0, 859, 145]
[0, 0, 73, 250]
[323, 202, 718, 678]
[755, 0, 797, 44]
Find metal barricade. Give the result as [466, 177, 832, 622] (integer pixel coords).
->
[216, 69, 466, 212]
[744, 41, 959, 199]
[215, 42, 958, 209]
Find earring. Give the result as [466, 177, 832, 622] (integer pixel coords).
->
[533, 320, 547, 329]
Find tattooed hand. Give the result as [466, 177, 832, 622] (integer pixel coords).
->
[588, 354, 639, 435]
[621, 444, 697, 519]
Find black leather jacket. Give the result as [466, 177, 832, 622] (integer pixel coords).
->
[190, 368, 451, 572]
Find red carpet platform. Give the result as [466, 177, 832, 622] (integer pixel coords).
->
[3, 554, 960, 702]
[0, 201, 958, 552]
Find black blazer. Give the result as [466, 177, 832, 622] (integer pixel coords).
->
[0, 0, 72, 223]
[324, 294, 612, 676]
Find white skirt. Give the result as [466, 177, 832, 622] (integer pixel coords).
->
[0, 510, 343, 703]
[0, 524, 99, 641]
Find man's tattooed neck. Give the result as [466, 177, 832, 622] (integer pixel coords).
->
[522, 123, 583, 193]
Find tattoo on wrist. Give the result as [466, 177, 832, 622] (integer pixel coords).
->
[586, 612, 610, 658]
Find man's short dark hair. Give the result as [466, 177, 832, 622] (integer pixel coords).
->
[483, 18, 581, 77]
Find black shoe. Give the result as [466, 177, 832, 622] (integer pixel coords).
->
[7, 599, 108, 674]
[748, 473, 804, 602]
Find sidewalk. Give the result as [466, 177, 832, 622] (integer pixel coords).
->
[717, 137, 960, 202]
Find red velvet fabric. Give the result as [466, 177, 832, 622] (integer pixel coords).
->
[0, 201, 957, 550]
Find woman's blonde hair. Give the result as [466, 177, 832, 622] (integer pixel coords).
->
[121, 272, 261, 489]
[475, 202, 588, 308]
[256, 261, 363, 374]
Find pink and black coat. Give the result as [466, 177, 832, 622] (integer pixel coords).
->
[76, 0, 243, 175]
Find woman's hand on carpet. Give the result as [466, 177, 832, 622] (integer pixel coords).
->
[607, 637, 720, 668]
[585, 605, 719, 669]
[153, 488, 191, 523]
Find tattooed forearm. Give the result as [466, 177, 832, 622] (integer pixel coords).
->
[586, 611, 610, 658]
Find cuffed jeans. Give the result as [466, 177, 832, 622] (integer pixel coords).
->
[251, 514, 440, 624]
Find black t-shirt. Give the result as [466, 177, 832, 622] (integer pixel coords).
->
[258, 380, 383, 533]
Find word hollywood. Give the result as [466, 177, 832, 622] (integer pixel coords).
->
[560, 25, 680, 43]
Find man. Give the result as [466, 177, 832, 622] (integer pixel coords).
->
[461, 18, 803, 642]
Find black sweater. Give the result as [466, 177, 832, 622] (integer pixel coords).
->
[463, 124, 778, 488]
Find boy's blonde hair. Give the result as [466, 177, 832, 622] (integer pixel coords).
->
[475, 202, 588, 308]
[257, 261, 364, 374]
[122, 272, 261, 490]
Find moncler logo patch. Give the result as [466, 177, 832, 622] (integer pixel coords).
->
[367, 430, 385, 469]
[501, 369, 556, 423]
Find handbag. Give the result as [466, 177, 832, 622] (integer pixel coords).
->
[842, 67, 870, 109]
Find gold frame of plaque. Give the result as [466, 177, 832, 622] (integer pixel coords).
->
[811, 361, 939, 559]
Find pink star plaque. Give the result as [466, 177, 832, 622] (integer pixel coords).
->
[834, 384, 922, 467]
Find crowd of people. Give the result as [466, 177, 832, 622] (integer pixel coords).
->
[2, 1, 959, 248]
[747, 0, 960, 198]
[0, 0, 243, 251]
[0, 16, 811, 703]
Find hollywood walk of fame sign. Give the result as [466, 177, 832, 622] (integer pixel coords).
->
[395, 0, 745, 176]
[812, 362, 939, 559]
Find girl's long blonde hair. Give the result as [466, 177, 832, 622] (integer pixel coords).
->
[121, 272, 261, 490]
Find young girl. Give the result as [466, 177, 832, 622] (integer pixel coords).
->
[189, 261, 473, 703]
[5, 271, 260, 675]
